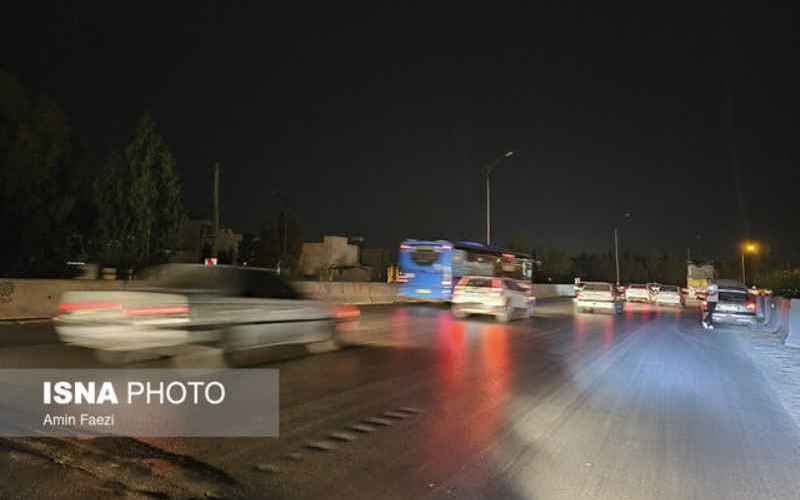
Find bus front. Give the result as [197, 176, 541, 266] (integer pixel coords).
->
[397, 240, 454, 301]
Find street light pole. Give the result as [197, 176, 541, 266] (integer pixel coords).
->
[613, 212, 631, 286]
[740, 242, 758, 286]
[486, 173, 491, 246]
[484, 151, 514, 246]
[273, 192, 290, 274]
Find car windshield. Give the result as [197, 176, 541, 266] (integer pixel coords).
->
[629, 284, 646, 289]
[464, 277, 492, 288]
[584, 283, 610, 291]
[660, 286, 679, 293]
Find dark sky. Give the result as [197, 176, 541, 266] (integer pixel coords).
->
[4, 3, 799, 260]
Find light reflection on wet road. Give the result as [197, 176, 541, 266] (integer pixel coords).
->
[1, 298, 799, 499]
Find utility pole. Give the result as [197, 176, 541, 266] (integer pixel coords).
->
[212, 162, 220, 259]
[483, 151, 514, 246]
[614, 227, 620, 285]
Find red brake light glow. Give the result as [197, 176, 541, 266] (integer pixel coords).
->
[126, 306, 190, 316]
[57, 302, 122, 314]
[335, 305, 361, 320]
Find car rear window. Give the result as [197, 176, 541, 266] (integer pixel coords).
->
[584, 283, 611, 291]
[660, 286, 679, 292]
[629, 284, 646, 289]
[145, 265, 300, 299]
[241, 271, 300, 299]
[719, 291, 747, 303]
[464, 278, 493, 288]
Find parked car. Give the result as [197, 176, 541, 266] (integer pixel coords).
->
[625, 284, 651, 303]
[576, 281, 623, 314]
[55, 264, 356, 364]
[711, 284, 758, 327]
[451, 276, 534, 322]
[654, 285, 684, 307]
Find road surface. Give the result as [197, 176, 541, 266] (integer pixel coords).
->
[1, 299, 799, 499]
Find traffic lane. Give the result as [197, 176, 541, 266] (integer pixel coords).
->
[434, 304, 800, 500]
[139, 300, 672, 498]
[0, 300, 680, 498]
[0, 299, 575, 369]
[4, 301, 799, 499]
[146, 301, 799, 500]
[0, 321, 59, 348]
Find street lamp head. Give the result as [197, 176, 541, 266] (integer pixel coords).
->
[742, 241, 758, 254]
[504, 151, 514, 158]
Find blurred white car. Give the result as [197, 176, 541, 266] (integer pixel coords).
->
[451, 276, 534, 322]
[654, 285, 684, 307]
[55, 264, 356, 364]
[576, 282, 623, 314]
[625, 284, 650, 303]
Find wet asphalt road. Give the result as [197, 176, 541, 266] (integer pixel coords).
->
[1, 298, 800, 499]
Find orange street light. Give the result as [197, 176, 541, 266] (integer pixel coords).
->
[741, 241, 759, 285]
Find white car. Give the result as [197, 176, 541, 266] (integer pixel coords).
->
[711, 285, 758, 327]
[55, 264, 353, 365]
[451, 276, 534, 322]
[654, 285, 684, 307]
[625, 284, 650, 303]
[576, 281, 623, 314]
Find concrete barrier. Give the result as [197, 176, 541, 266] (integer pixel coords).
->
[294, 281, 395, 305]
[0, 279, 131, 320]
[785, 299, 800, 348]
[0, 277, 571, 320]
[533, 284, 575, 299]
[367, 283, 397, 304]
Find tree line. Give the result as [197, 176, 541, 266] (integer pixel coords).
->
[0, 69, 184, 277]
[531, 245, 800, 292]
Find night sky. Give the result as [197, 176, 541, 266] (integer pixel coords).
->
[4, 3, 799, 260]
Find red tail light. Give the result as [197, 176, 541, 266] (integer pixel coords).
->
[746, 301, 756, 312]
[58, 302, 122, 314]
[58, 302, 190, 317]
[335, 305, 360, 320]
[126, 306, 190, 317]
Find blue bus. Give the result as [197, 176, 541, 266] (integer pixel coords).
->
[397, 239, 534, 301]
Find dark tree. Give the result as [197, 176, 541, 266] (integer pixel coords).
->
[94, 113, 185, 269]
[0, 70, 94, 276]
